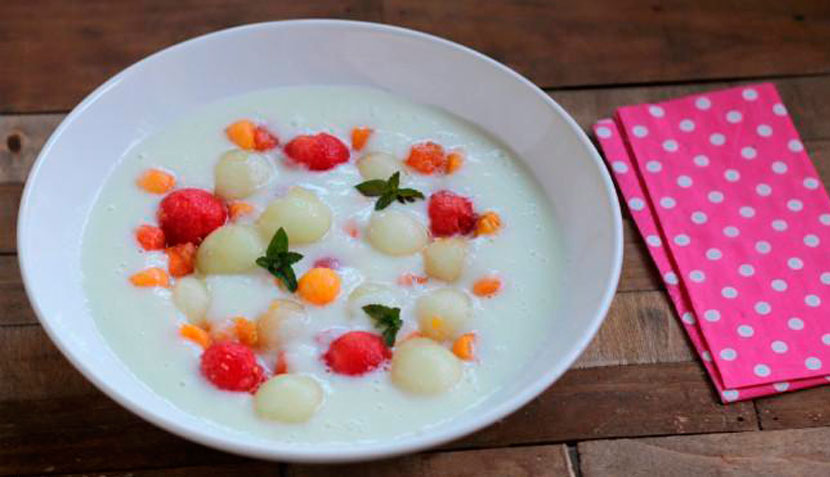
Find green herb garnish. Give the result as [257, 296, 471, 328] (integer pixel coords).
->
[355, 172, 425, 210]
[255, 227, 304, 292]
[362, 304, 403, 347]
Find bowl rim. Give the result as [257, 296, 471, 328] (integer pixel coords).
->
[18, 19, 623, 463]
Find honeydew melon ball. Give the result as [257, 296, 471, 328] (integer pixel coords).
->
[196, 224, 264, 274]
[256, 299, 308, 351]
[423, 238, 468, 282]
[390, 337, 462, 395]
[416, 288, 473, 341]
[357, 152, 402, 181]
[347, 283, 399, 321]
[367, 210, 428, 256]
[257, 187, 332, 245]
[254, 374, 323, 423]
[214, 150, 272, 200]
[172, 276, 210, 325]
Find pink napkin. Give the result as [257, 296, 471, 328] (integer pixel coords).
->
[594, 83, 830, 402]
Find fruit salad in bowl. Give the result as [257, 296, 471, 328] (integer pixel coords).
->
[83, 85, 562, 440]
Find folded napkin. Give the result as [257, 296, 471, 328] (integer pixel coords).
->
[594, 83, 830, 402]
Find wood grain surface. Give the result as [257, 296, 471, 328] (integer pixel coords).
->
[2, 1, 830, 475]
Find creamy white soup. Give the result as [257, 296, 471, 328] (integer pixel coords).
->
[82, 86, 560, 446]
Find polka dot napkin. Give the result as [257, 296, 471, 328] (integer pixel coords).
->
[594, 83, 830, 402]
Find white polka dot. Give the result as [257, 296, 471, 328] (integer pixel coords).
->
[757, 124, 773, 137]
[708, 191, 724, 203]
[742, 88, 758, 101]
[739, 206, 755, 218]
[706, 248, 722, 260]
[646, 160, 663, 173]
[611, 161, 628, 174]
[737, 325, 754, 337]
[677, 175, 693, 187]
[774, 382, 789, 392]
[702, 351, 712, 362]
[788, 257, 804, 270]
[596, 126, 612, 138]
[741, 147, 757, 160]
[771, 219, 788, 231]
[646, 235, 662, 247]
[704, 309, 721, 322]
[821, 272, 830, 285]
[689, 270, 706, 283]
[804, 177, 820, 189]
[679, 119, 695, 132]
[691, 211, 708, 224]
[823, 334, 830, 345]
[632, 125, 649, 138]
[649, 105, 665, 117]
[663, 139, 679, 152]
[660, 197, 677, 209]
[821, 214, 830, 226]
[739, 264, 755, 277]
[722, 390, 739, 402]
[788, 139, 804, 152]
[726, 110, 743, 123]
[720, 348, 737, 361]
[771, 341, 788, 353]
[771, 279, 788, 292]
[806, 357, 822, 370]
[724, 169, 740, 182]
[693, 155, 710, 167]
[806, 295, 821, 307]
[723, 226, 740, 238]
[628, 198, 645, 211]
[772, 161, 788, 174]
[773, 103, 787, 116]
[673, 234, 690, 246]
[804, 234, 820, 247]
[754, 301, 771, 315]
[695, 97, 712, 110]
[787, 199, 803, 211]
[788, 317, 804, 330]
[710, 133, 726, 146]
[755, 241, 772, 254]
[754, 364, 771, 377]
[756, 183, 772, 196]
[681, 312, 696, 325]
[722, 287, 739, 299]
[663, 272, 678, 285]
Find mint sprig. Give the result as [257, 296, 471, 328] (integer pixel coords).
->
[362, 304, 403, 347]
[255, 227, 303, 292]
[355, 172, 425, 210]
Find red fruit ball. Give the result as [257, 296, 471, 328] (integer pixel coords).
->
[284, 133, 350, 171]
[323, 331, 391, 376]
[428, 190, 476, 237]
[253, 126, 279, 151]
[200, 341, 265, 392]
[157, 188, 227, 245]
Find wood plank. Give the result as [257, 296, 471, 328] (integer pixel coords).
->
[55, 463, 280, 477]
[756, 384, 830, 431]
[0, 256, 35, 326]
[385, 0, 830, 91]
[551, 74, 830, 140]
[0, 0, 383, 112]
[0, 114, 63, 183]
[286, 445, 573, 477]
[3, 2, 829, 112]
[451, 362, 756, 450]
[0, 184, 20, 253]
[578, 427, 830, 477]
[574, 291, 695, 369]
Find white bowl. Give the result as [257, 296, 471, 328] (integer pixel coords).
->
[18, 20, 622, 462]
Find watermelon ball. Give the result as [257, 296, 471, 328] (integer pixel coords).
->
[284, 133, 350, 171]
[427, 190, 476, 237]
[200, 341, 265, 392]
[157, 188, 227, 245]
[323, 331, 391, 376]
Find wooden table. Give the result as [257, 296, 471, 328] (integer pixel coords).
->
[2, 1, 829, 475]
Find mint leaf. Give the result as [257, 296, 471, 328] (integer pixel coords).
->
[355, 179, 389, 196]
[256, 227, 303, 292]
[362, 304, 403, 347]
[355, 172, 424, 211]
